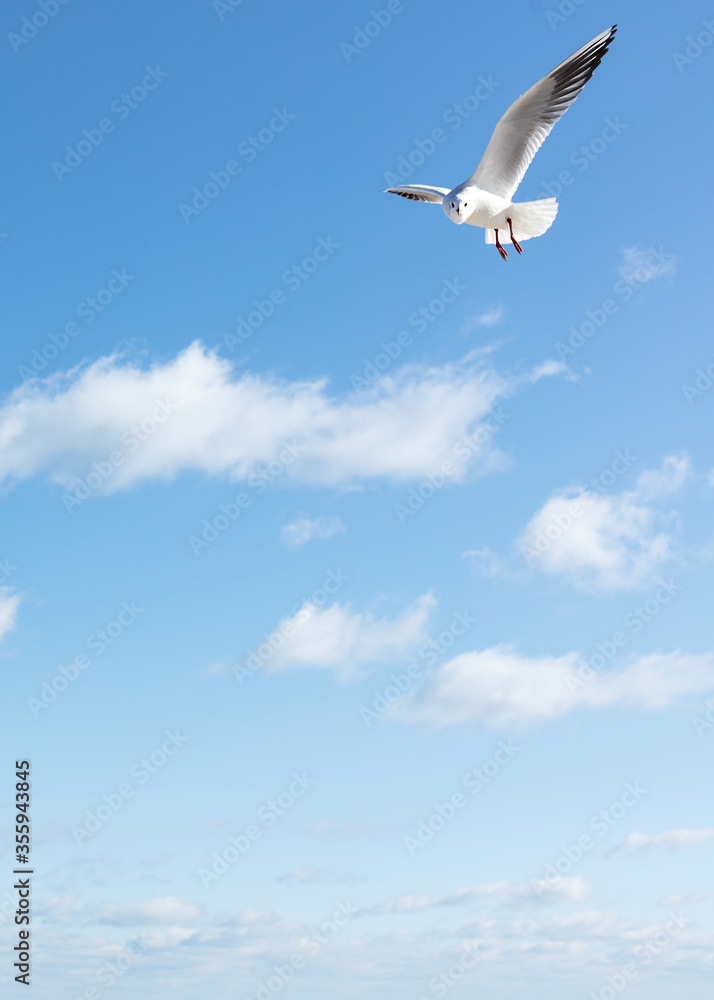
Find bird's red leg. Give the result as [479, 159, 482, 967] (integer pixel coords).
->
[494, 229, 508, 261]
[507, 217, 523, 255]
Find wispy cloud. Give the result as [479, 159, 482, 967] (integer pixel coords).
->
[41, 896, 205, 927]
[464, 546, 517, 581]
[280, 514, 345, 549]
[462, 305, 504, 334]
[608, 828, 714, 857]
[359, 877, 591, 915]
[390, 646, 714, 728]
[276, 866, 363, 885]
[0, 588, 21, 641]
[306, 822, 377, 839]
[619, 246, 677, 284]
[636, 454, 690, 499]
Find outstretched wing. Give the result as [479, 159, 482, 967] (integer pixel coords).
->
[471, 25, 617, 200]
[383, 184, 450, 204]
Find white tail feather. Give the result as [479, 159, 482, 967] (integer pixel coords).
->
[485, 197, 559, 244]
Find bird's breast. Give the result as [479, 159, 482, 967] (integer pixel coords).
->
[462, 187, 512, 227]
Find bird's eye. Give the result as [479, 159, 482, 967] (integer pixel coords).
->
[451, 202, 455, 208]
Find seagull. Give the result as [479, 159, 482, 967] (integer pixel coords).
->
[384, 26, 617, 260]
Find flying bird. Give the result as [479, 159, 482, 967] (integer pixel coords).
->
[384, 26, 617, 260]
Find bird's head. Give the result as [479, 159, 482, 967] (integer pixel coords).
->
[443, 192, 469, 224]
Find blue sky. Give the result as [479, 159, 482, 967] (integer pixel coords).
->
[2, 1, 714, 997]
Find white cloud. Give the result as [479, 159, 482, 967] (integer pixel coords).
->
[0, 342, 559, 495]
[464, 546, 518, 581]
[276, 866, 331, 884]
[0, 588, 21, 641]
[660, 891, 714, 907]
[306, 822, 377, 838]
[362, 877, 590, 914]
[521, 876, 591, 904]
[619, 246, 677, 284]
[636, 454, 690, 498]
[266, 594, 435, 681]
[276, 866, 362, 885]
[390, 646, 714, 728]
[608, 828, 714, 857]
[528, 359, 569, 381]
[92, 896, 203, 926]
[517, 456, 686, 591]
[280, 513, 345, 549]
[27, 896, 706, 996]
[462, 305, 504, 333]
